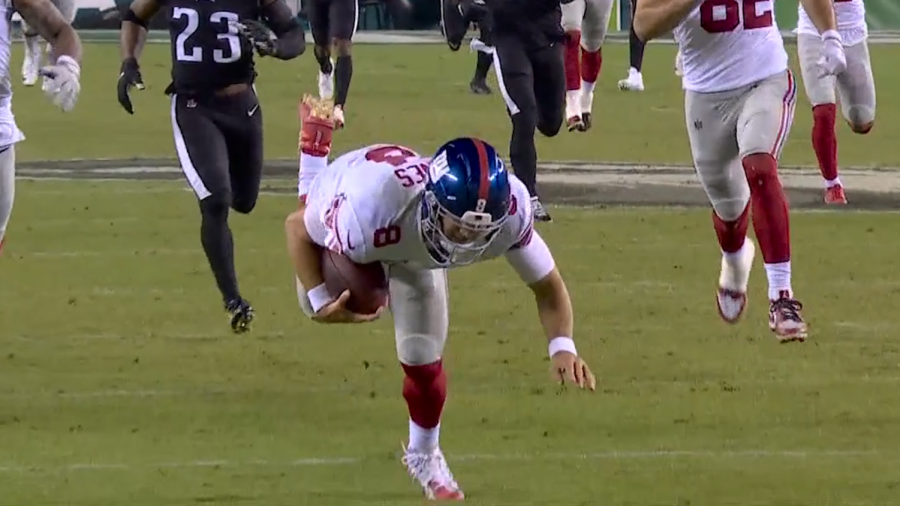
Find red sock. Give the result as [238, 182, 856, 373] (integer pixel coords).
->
[580, 48, 602, 85]
[811, 104, 838, 181]
[0, 237, 4, 256]
[712, 205, 749, 254]
[743, 153, 790, 264]
[564, 31, 581, 91]
[402, 361, 447, 429]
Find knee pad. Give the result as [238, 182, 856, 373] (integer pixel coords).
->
[850, 120, 874, 135]
[398, 335, 444, 366]
[199, 192, 231, 220]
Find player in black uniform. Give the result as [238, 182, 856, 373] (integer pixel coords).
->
[454, 0, 564, 222]
[117, 0, 306, 333]
[441, 0, 494, 95]
[306, 0, 357, 128]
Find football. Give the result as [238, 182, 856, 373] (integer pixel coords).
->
[320, 249, 389, 314]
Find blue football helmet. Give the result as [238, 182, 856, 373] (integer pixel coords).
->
[420, 137, 511, 266]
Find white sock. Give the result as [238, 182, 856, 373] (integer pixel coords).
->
[825, 177, 842, 188]
[408, 419, 440, 453]
[581, 80, 596, 95]
[722, 238, 749, 265]
[298, 152, 328, 197]
[764, 261, 792, 300]
[24, 36, 39, 62]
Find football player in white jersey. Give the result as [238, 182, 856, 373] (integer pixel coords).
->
[0, 0, 82, 255]
[561, 0, 614, 132]
[286, 97, 596, 500]
[796, 0, 875, 205]
[20, 0, 76, 88]
[633, 0, 846, 343]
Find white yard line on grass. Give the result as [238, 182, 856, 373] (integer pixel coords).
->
[0, 449, 886, 474]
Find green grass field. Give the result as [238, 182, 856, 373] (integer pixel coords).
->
[1, 42, 899, 505]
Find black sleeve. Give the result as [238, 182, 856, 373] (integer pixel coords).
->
[259, 0, 306, 59]
[260, 0, 301, 37]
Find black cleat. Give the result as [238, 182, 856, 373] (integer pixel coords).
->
[226, 298, 255, 334]
[470, 78, 492, 95]
[581, 112, 593, 131]
[531, 197, 552, 222]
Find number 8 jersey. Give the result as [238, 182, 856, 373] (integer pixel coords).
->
[303, 144, 537, 270]
[674, 0, 788, 93]
[162, 0, 260, 94]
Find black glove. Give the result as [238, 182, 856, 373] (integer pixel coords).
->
[234, 19, 277, 57]
[117, 57, 144, 115]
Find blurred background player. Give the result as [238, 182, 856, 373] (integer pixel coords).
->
[561, 0, 612, 132]
[468, 0, 565, 222]
[20, 0, 75, 89]
[796, 0, 875, 205]
[634, 0, 847, 342]
[307, 0, 357, 128]
[441, 0, 494, 95]
[118, 0, 305, 333]
[3, 0, 82, 256]
[617, 0, 646, 91]
[289, 96, 596, 499]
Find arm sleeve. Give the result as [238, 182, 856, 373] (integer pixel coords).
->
[260, 0, 301, 36]
[505, 230, 556, 285]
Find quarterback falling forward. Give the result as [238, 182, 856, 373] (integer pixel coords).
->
[634, 0, 847, 342]
[286, 96, 596, 500]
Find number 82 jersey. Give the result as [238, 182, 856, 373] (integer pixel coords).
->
[162, 0, 261, 94]
[674, 0, 788, 93]
[303, 144, 537, 270]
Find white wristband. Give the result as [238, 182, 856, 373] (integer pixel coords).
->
[307, 283, 334, 314]
[548, 337, 577, 358]
[821, 29, 842, 43]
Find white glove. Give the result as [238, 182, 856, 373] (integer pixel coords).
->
[817, 30, 847, 78]
[39, 55, 81, 112]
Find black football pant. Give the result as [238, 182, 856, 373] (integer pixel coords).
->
[490, 34, 565, 197]
[170, 87, 263, 306]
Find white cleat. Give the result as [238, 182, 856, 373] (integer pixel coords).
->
[402, 443, 465, 501]
[617, 67, 644, 91]
[318, 59, 334, 100]
[716, 238, 755, 324]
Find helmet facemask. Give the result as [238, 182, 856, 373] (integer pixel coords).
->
[421, 191, 508, 266]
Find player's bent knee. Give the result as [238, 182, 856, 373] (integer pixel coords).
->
[711, 197, 750, 222]
[742, 153, 777, 180]
[850, 120, 874, 135]
[332, 39, 352, 56]
[231, 197, 257, 215]
[199, 191, 232, 218]
[397, 335, 445, 367]
[537, 117, 562, 138]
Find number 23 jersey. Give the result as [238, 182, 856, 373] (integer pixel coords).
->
[160, 0, 260, 93]
[303, 144, 535, 269]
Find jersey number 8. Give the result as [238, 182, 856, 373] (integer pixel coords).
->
[699, 0, 773, 33]
[173, 7, 242, 64]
